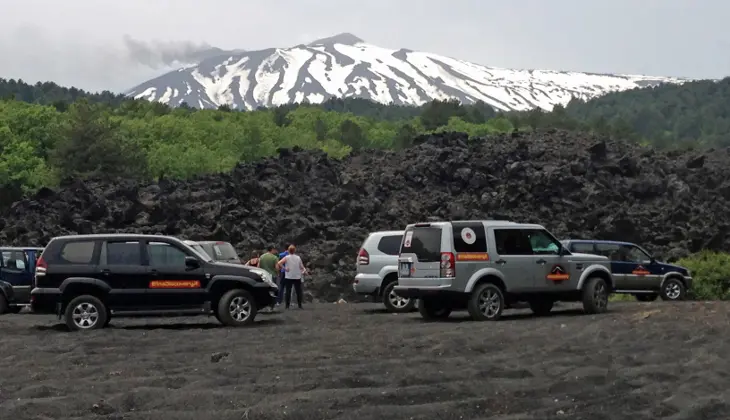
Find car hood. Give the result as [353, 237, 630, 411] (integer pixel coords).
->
[657, 262, 689, 275]
[208, 261, 258, 276]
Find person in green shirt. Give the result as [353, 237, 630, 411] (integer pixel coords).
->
[258, 246, 279, 312]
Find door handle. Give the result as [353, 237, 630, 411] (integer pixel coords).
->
[495, 259, 507, 265]
[100, 269, 110, 275]
[149, 269, 159, 276]
[536, 259, 546, 265]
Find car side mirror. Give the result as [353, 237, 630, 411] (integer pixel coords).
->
[558, 246, 566, 256]
[185, 256, 200, 268]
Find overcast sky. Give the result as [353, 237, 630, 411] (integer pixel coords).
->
[1, 0, 727, 93]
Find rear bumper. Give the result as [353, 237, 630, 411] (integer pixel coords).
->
[30, 287, 62, 314]
[353, 273, 382, 295]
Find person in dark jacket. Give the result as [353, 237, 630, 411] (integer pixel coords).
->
[276, 244, 290, 306]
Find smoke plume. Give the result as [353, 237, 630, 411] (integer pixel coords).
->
[122, 35, 218, 68]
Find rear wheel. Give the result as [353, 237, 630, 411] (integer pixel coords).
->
[582, 277, 609, 314]
[217, 289, 257, 326]
[381, 281, 416, 313]
[64, 295, 108, 331]
[418, 297, 452, 321]
[635, 293, 658, 302]
[467, 283, 504, 321]
[528, 298, 554, 316]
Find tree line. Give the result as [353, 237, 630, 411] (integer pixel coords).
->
[2, 76, 729, 205]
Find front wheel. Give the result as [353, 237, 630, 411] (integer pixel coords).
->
[64, 295, 108, 331]
[660, 278, 686, 301]
[467, 283, 504, 321]
[381, 281, 416, 313]
[582, 277, 609, 314]
[217, 289, 257, 326]
[418, 298, 452, 321]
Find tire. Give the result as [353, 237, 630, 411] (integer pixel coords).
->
[417, 297, 452, 321]
[528, 298, 554, 316]
[216, 289, 257, 327]
[581, 277, 609, 314]
[635, 293, 658, 302]
[381, 281, 416, 313]
[467, 283, 505, 321]
[660, 278, 686, 301]
[0, 294, 8, 315]
[64, 295, 108, 331]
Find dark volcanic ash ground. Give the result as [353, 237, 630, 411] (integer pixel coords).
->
[1, 130, 728, 301]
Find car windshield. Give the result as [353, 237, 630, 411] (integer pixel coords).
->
[211, 242, 239, 260]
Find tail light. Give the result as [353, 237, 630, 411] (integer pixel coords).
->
[34, 256, 47, 287]
[357, 248, 369, 265]
[440, 252, 455, 278]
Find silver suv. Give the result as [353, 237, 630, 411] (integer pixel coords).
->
[353, 230, 416, 313]
[394, 220, 613, 321]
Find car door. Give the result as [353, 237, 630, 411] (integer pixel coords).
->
[0, 250, 32, 302]
[523, 229, 574, 291]
[489, 227, 536, 292]
[594, 242, 629, 290]
[144, 240, 208, 308]
[621, 244, 660, 291]
[98, 239, 148, 309]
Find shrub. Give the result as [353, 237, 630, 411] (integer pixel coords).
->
[676, 251, 730, 300]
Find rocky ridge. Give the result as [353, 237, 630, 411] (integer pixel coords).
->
[1, 130, 727, 300]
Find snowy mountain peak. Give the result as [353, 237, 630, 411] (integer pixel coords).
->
[126, 34, 689, 111]
[308, 33, 365, 46]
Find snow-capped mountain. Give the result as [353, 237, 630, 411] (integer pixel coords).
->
[126, 33, 687, 111]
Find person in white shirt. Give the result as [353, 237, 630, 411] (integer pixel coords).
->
[275, 245, 308, 309]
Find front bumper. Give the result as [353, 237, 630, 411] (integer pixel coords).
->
[683, 276, 693, 290]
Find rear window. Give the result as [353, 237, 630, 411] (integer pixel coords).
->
[570, 242, 596, 254]
[212, 242, 239, 259]
[106, 241, 142, 265]
[451, 222, 487, 253]
[401, 227, 442, 262]
[377, 235, 403, 255]
[58, 241, 96, 264]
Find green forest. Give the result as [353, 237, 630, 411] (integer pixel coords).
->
[2, 76, 730, 204]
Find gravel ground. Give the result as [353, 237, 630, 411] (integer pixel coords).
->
[1, 301, 729, 420]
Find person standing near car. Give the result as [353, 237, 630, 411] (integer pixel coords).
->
[258, 247, 279, 312]
[276, 245, 307, 309]
[275, 244, 290, 306]
[245, 251, 260, 267]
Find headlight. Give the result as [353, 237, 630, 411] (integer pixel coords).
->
[249, 268, 276, 286]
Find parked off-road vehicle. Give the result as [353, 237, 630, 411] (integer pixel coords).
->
[30, 234, 278, 331]
[394, 220, 613, 321]
[561, 239, 692, 301]
[0, 246, 44, 313]
[196, 241, 242, 264]
[353, 230, 416, 313]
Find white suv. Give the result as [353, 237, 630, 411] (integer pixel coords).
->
[353, 230, 416, 313]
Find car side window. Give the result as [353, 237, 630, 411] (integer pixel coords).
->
[12, 250, 27, 270]
[570, 243, 596, 254]
[148, 242, 188, 266]
[622, 245, 650, 263]
[452, 222, 488, 253]
[594, 243, 620, 260]
[524, 229, 561, 255]
[60, 241, 96, 264]
[377, 235, 403, 255]
[106, 241, 142, 265]
[494, 229, 533, 255]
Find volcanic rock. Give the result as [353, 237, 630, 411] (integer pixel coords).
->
[2, 130, 729, 301]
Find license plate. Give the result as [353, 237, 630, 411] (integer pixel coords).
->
[399, 263, 411, 277]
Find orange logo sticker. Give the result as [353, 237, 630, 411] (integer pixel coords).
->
[149, 280, 201, 289]
[456, 253, 490, 261]
[632, 266, 650, 276]
[547, 265, 570, 281]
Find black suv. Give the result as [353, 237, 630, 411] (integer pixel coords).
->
[30, 234, 278, 331]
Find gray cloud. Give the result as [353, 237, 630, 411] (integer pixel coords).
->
[121, 36, 219, 69]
